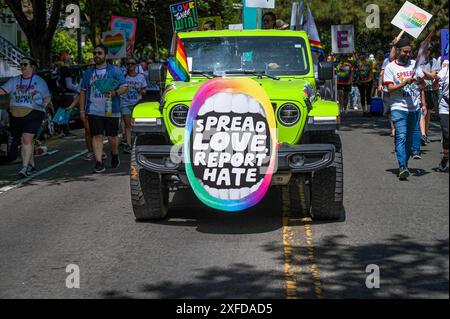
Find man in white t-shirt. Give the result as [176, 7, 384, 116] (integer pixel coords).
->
[383, 38, 422, 180]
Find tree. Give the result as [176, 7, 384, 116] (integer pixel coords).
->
[5, 0, 63, 68]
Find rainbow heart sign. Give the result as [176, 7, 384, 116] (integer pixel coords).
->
[111, 16, 137, 53]
[184, 78, 278, 212]
[102, 30, 127, 59]
[391, 1, 432, 38]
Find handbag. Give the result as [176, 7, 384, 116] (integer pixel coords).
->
[52, 108, 72, 125]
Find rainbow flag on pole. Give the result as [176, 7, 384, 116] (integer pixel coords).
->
[167, 34, 190, 82]
[304, 6, 324, 62]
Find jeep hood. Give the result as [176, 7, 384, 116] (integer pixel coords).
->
[163, 77, 314, 106]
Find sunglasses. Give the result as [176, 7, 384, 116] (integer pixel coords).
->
[127, 62, 136, 65]
[93, 51, 104, 56]
[20, 63, 30, 67]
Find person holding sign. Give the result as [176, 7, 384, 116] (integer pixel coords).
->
[79, 45, 128, 174]
[0, 57, 52, 177]
[121, 57, 147, 154]
[383, 38, 423, 180]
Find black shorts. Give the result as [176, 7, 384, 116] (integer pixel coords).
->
[88, 115, 120, 137]
[337, 84, 352, 93]
[10, 110, 45, 137]
[424, 90, 439, 110]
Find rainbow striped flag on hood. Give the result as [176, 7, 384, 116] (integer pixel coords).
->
[304, 6, 324, 62]
[167, 34, 190, 82]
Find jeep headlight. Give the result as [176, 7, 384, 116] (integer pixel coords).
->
[170, 104, 189, 127]
[277, 103, 300, 126]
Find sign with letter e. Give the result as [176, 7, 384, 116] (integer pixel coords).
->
[331, 25, 354, 54]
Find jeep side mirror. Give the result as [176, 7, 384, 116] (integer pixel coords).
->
[318, 62, 334, 82]
[149, 63, 165, 86]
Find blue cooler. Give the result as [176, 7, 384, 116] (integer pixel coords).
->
[370, 97, 383, 116]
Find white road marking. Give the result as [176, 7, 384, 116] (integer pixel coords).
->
[0, 150, 88, 196]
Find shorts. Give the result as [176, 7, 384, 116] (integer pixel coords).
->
[10, 110, 45, 137]
[88, 115, 120, 137]
[121, 104, 135, 116]
[337, 84, 352, 93]
[424, 90, 439, 111]
[440, 114, 449, 149]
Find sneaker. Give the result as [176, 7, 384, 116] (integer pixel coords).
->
[93, 161, 106, 173]
[398, 166, 410, 180]
[437, 157, 449, 172]
[412, 152, 422, 160]
[27, 164, 37, 175]
[18, 166, 29, 178]
[421, 135, 428, 146]
[83, 151, 95, 161]
[111, 153, 120, 168]
[123, 145, 132, 154]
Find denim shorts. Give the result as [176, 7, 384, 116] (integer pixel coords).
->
[121, 105, 135, 116]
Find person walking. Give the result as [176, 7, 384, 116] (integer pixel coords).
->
[356, 51, 374, 116]
[79, 44, 128, 173]
[436, 60, 449, 172]
[383, 38, 422, 180]
[121, 57, 147, 154]
[0, 57, 52, 177]
[419, 47, 440, 146]
[336, 54, 355, 114]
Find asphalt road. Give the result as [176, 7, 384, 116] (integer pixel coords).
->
[0, 112, 448, 299]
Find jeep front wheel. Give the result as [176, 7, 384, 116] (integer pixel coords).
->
[310, 133, 344, 220]
[130, 137, 169, 221]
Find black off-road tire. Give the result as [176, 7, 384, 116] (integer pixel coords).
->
[310, 133, 343, 220]
[130, 135, 169, 221]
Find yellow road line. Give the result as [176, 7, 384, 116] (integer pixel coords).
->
[304, 223, 323, 298]
[281, 186, 298, 299]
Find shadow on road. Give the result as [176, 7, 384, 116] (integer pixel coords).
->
[262, 234, 449, 298]
[97, 234, 448, 299]
[100, 262, 284, 299]
[139, 187, 285, 235]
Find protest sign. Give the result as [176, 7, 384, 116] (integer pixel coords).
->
[198, 16, 222, 30]
[170, 1, 199, 32]
[102, 30, 127, 59]
[391, 1, 432, 38]
[331, 25, 354, 54]
[184, 78, 277, 212]
[442, 29, 449, 61]
[110, 16, 137, 53]
[245, 0, 275, 9]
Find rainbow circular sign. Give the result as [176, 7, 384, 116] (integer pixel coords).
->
[184, 78, 277, 212]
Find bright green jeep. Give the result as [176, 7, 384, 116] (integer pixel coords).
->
[131, 30, 342, 221]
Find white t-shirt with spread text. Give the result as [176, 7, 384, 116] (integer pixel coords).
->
[383, 59, 420, 112]
[121, 74, 147, 108]
[1, 74, 50, 112]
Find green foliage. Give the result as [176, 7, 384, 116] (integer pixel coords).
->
[51, 30, 94, 64]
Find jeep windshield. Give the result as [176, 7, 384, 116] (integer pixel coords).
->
[182, 36, 311, 77]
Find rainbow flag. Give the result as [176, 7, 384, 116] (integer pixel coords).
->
[304, 6, 324, 62]
[167, 35, 190, 82]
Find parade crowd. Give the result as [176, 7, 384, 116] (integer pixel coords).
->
[0, 24, 449, 180]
